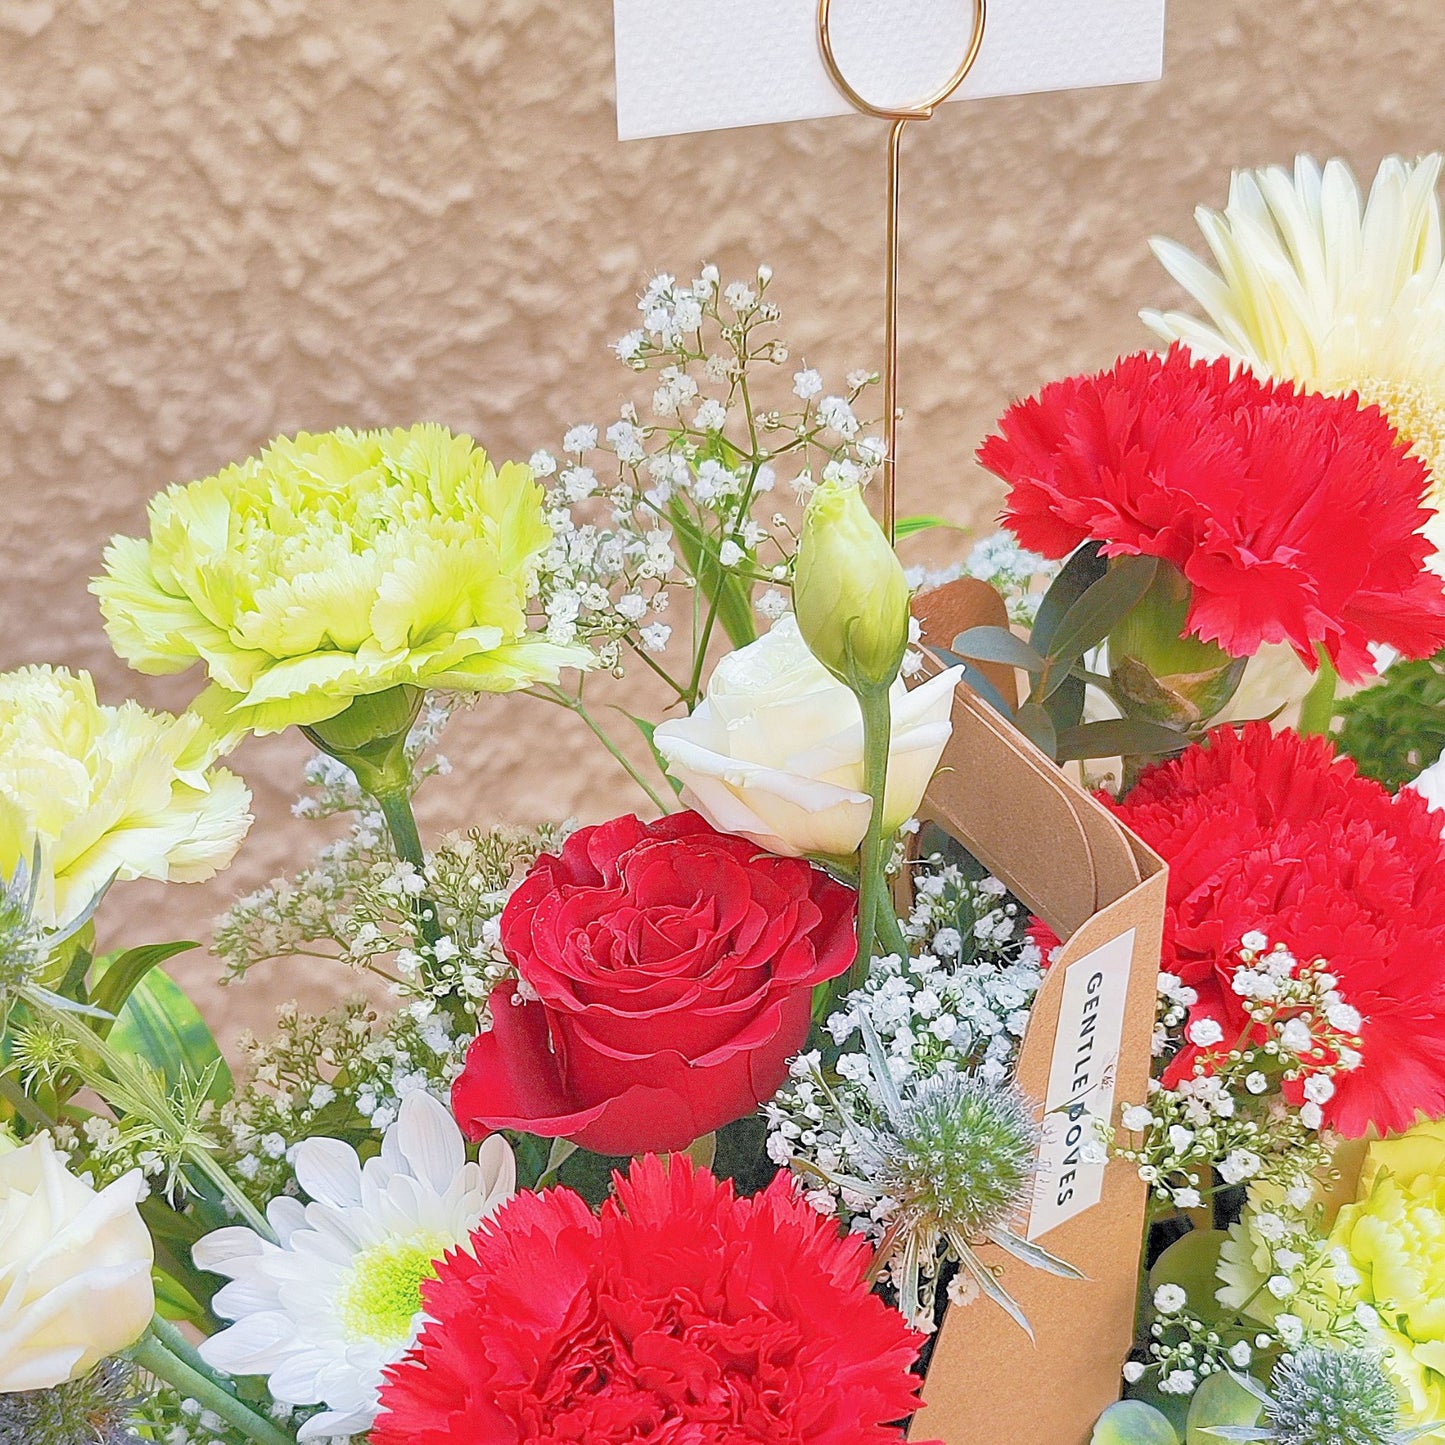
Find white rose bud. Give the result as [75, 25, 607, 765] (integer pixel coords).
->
[0, 1135, 154, 1391]
[654, 617, 963, 859]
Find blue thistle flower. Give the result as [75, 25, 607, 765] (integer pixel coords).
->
[1207, 1348, 1438, 1445]
[0, 1358, 145, 1445]
[792, 1014, 1079, 1334]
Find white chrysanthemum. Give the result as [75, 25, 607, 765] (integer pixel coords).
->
[0, 665, 252, 927]
[194, 1093, 514, 1442]
[1143, 153, 1445, 561]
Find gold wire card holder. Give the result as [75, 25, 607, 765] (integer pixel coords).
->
[814, 0, 986, 540]
[812, 7, 1168, 1443]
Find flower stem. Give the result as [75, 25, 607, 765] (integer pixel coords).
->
[130, 1327, 297, 1445]
[849, 685, 900, 992]
[373, 786, 443, 952]
[535, 685, 675, 814]
[1297, 647, 1339, 737]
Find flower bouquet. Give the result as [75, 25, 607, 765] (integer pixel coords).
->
[8, 154, 1445, 1445]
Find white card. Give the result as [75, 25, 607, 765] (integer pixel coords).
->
[1027, 929, 1134, 1242]
[614, 0, 1166, 141]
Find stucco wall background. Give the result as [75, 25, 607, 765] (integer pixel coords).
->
[1, 0, 1442, 1050]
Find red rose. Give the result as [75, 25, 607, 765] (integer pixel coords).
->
[452, 812, 856, 1156]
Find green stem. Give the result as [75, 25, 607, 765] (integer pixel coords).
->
[148, 1313, 218, 1382]
[374, 787, 443, 951]
[0, 1069, 56, 1131]
[849, 686, 899, 992]
[535, 686, 675, 814]
[130, 1328, 297, 1445]
[1297, 647, 1339, 736]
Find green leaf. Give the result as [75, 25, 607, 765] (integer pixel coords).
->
[1335, 647, 1445, 788]
[668, 499, 758, 650]
[1091, 1401, 1182, 1445]
[895, 514, 965, 540]
[90, 942, 199, 1031]
[619, 711, 686, 796]
[1055, 718, 1189, 764]
[950, 626, 1048, 673]
[1032, 541, 1107, 655]
[1185, 1371, 1265, 1444]
[153, 1262, 209, 1326]
[927, 648, 1015, 719]
[1045, 554, 1160, 679]
[1148, 1228, 1231, 1326]
[107, 967, 232, 1104]
[1015, 701, 1058, 758]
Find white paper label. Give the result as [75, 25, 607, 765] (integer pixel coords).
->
[1027, 929, 1134, 1242]
[614, 0, 1167, 141]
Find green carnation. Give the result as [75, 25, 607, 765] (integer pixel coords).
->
[93, 425, 590, 740]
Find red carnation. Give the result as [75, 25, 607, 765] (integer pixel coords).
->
[978, 347, 1445, 681]
[452, 812, 856, 1156]
[1106, 723, 1445, 1137]
[372, 1156, 936, 1445]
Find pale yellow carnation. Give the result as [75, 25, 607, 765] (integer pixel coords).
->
[1326, 1123, 1445, 1435]
[92, 425, 591, 740]
[0, 665, 251, 927]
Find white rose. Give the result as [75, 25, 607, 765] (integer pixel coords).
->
[0, 1135, 154, 1391]
[653, 616, 964, 858]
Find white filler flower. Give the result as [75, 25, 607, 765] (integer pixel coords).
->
[195, 1092, 514, 1441]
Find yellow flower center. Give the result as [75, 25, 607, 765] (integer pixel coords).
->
[1342, 374, 1445, 508]
[338, 1234, 448, 1345]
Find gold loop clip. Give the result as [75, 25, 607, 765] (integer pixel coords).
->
[816, 0, 987, 540]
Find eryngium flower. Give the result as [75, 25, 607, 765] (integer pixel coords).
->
[93, 425, 592, 741]
[0, 666, 251, 928]
[0, 1358, 144, 1445]
[1210, 1348, 1431, 1445]
[795, 1017, 1076, 1335]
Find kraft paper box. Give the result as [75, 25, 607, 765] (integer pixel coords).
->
[908, 580, 1167, 1445]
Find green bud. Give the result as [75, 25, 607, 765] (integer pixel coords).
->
[794, 481, 911, 692]
[301, 683, 424, 801]
[1109, 562, 1246, 731]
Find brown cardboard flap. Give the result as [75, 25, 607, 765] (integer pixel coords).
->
[909, 871, 1167, 1444]
[913, 576, 1019, 710]
[904, 579, 1168, 1445]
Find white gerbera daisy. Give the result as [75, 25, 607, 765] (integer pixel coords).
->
[1143, 153, 1445, 560]
[194, 1092, 514, 1442]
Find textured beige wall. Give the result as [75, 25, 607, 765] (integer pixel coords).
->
[2, 0, 1444, 1047]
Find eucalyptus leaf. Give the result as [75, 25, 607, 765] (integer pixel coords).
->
[1185, 1370, 1265, 1444]
[1045, 673, 1087, 734]
[1045, 555, 1159, 675]
[1032, 541, 1107, 655]
[1015, 701, 1058, 758]
[1147, 1229, 1231, 1325]
[1055, 719, 1189, 764]
[950, 626, 1048, 673]
[926, 648, 1016, 719]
